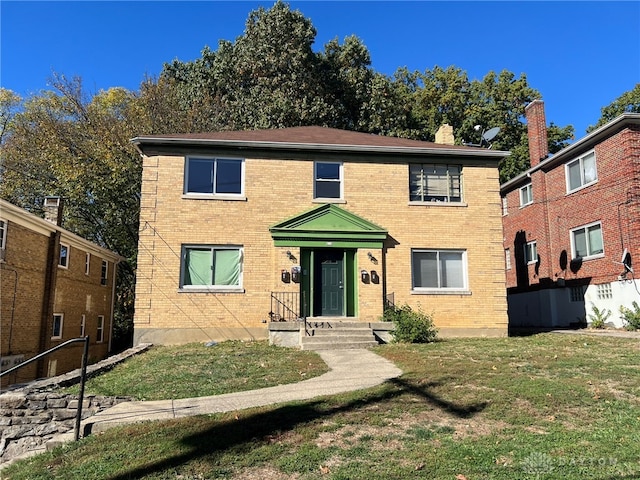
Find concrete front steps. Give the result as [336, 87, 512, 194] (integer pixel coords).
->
[301, 318, 379, 351]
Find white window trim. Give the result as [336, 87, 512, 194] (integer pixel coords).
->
[565, 150, 597, 194]
[313, 161, 344, 201]
[501, 197, 508, 216]
[183, 156, 246, 200]
[85, 252, 91, 276]
[52, 313, 64, 340]
[0, 219, 7, 262]
[570, 221, 604, 260]
[80, 314, 86, 337]
[410, 248, 470, 294]
[0, 218, 7, 250]
[179, 245, 245, 293]
[101, 260, 108, 286]
[59, 243, 69, 269]
[524, 241, 538, 264]
[505, 248, 512, 270]
[519, 183, 533, 207]
[408, 163, 464, 204]
[97, 315, 105, 343]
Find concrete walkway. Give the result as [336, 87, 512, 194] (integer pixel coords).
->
[83, 348, 402, 434]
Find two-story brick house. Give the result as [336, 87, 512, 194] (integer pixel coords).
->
[131, 126, 510, 345]
[502, 101, 640, 329]
[0, 198, 121, 385]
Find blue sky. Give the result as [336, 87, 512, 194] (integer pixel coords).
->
[1, 1, 639, 137]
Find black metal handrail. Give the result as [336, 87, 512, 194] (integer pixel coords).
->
[269, 292, 301, 322]
[0, 336, 90, 441]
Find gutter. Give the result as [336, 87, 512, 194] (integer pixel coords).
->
[501, 113, 640, 192]
[131, 137, 510, 159]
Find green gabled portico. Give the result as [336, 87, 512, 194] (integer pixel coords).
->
[270, 204, 387, 319]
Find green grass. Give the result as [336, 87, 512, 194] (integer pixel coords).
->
[64, 340, 329, 400]
[6, 333, 640, 479]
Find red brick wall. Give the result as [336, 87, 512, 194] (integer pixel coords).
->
[502, 125, 640, 291]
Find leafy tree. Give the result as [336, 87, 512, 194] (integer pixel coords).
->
[588, 84, 640, 132]
[0, 75, 141, 350]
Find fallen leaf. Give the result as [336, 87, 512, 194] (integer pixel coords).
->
[320, 465, 330, 474]
[456, 475, 468, 480]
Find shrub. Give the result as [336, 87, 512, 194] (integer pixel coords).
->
[383, 304, 437, 343]
[619, 301, 640, 331]
[588, 304, 611, 329]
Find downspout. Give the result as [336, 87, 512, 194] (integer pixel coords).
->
[107, 258, 120, 353]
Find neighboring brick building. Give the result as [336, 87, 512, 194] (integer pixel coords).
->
[131, 126, 510, 345]
[0, 198, 121, 385]
[501, 101, 640, 329]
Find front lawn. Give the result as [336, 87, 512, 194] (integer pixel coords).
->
[7, 333, 640, 479]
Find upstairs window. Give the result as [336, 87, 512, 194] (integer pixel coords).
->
[571, 222, 603, 259]
[566, 151, 597, 192]
[314, 162, 343, 200]
[410, 164, 462, 203]
[180, 245, 243, 291]
[524, 241, 537, 264]
[519, 183, 533, 207]
[59, 244, 69, 268]
[185, 157, 244, 197]
[85, 252, 91, 275]
[101, 260, 108, 286]
[501, 197, 508, 216]
[0, 220, 6, 260]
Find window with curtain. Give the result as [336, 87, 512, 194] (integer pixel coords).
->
[519, 183, 533, 207]
[411, 249, 466, 291]
[185, 157, 244, 196]
[566, 151, 597, 192]
[571, 222, 603, 259]
[409, 164, 462, 203]
[181, 245, 243, 290]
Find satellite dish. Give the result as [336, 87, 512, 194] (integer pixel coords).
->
[482, 127, 501, 143]
[622, 248, 633, 273]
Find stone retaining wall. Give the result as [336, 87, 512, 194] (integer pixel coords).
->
[0, 343, 151, 464]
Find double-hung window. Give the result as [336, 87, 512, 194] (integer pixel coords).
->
[59, 243, 69, 268]
[524, 241, 537, 264]
[566, 151, 597, 192]
[520, 183, 533, 207]
[411, 249, 467, 292]
[101, 260, 108, 286]
[85, 253, 91, 275]
[185, 157, 244, 198]
[0, 219, 6, 260]
[314, 162, 343, 200]
[410, 164, 462, 203]
[571, 222, 603, 259]
[97, 315, 105, 343]
[180, 245, 243, 291]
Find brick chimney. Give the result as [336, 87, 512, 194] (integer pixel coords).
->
[43, 197, 63, 226]
[525, 99, 549, 167]
[435, 124, 455, 145]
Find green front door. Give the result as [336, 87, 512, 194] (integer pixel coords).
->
[316, 250, 344, 316]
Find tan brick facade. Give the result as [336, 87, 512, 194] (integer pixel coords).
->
[0, 200, 120, 385]
[133, 127, 509, 343]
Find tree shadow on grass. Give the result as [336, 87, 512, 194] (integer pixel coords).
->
[105, 377, 487, 480]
